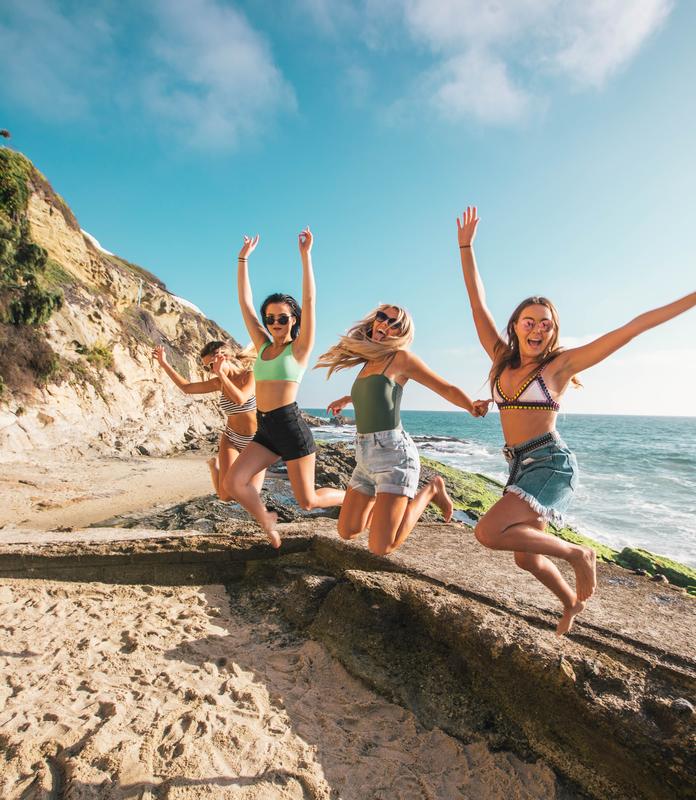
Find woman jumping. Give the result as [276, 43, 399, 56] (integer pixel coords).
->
[317, 304, 488, 556]
[223, 229, 345, 548]
[153, 341, 262, 500]
[457, 205, 696, 634]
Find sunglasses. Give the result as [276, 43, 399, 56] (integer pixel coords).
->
[264, 314, 292, 326]
[519, 318, 554, 333]
[375, 310, 402, 330]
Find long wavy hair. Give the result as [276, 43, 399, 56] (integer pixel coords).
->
[200, 340, 256, 375]
[315, 303, 415, 378]
[261, 293, 302, 340]
[489, 296, 580, 391]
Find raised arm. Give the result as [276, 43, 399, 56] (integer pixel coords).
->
[212, 354, 255, 405]
[552, 291, 696, 383]
[399, 352, 487, 416]
[457, 207, 503, 361]
[152, 346, 220, 394]
[293, 226, 316, 362]
[237, 235, 269, 351]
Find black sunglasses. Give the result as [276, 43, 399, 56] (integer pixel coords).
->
[265, 314, 292, 326]
[375, 310, 402, 329]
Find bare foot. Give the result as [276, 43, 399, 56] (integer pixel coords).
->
[261, 510, 281, 549]
[570, 547, 597, 601]
[431, 476, 454, 523]
[556, 598, 586, 636]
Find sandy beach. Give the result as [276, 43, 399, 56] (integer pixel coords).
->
[0, 454, 563, 799]
[0, 452, 214, 531]
[0, 577, 558, 799]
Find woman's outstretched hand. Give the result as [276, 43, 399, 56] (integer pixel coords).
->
[239, 234, 259, 261]
[298, 226, 313, 256]
[327, 395, 349, 416]
[457, 206, 479, 249]
[471, 399, 491, 418]
[152, 345, 167, 366]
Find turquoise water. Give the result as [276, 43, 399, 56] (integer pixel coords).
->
[305, 409, 696, 568]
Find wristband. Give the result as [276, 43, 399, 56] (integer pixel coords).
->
[459, 245, 471, 249]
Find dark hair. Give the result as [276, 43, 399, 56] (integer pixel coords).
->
[199, 340, 226, 359]
[260, 293, 302, 340]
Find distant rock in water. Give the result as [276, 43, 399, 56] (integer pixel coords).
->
[302, 411, 354, 427]
[0, 147, 237, 459]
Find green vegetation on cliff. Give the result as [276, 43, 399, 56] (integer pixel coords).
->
[0, 148, 63, 393]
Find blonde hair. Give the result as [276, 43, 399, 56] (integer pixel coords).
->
[490, 296, 580, 391]
[315, 304, 414, 378]
[200, 340, 256, 375]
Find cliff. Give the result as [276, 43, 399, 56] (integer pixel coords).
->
[0, 148, 234, 458]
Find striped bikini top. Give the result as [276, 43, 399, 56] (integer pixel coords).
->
[218, 392, 256, 416]
[493, 368, 560, 412]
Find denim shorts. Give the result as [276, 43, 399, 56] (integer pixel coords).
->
[503, 431, 578, 527]
[349, 426, 420, 499]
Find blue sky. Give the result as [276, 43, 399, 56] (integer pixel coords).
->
[2, 0, 695, 414]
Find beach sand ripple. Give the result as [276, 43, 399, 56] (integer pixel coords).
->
[0, 579, 559, 799]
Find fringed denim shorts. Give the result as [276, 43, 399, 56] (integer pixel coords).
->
[503, 431, 578, 527]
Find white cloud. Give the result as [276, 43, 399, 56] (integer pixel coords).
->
[145, 0, 296, 148]
[428, 50, 531, 124]
[0, 0, 294, 149]
[299, 0, 673, 125]
[549, 0, 673, 87]
[0, 0, 112, 120]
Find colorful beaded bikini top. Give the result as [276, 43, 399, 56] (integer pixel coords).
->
[493, 368, 560, 412]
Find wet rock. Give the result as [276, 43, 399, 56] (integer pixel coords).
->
[672, 698, 694, 716]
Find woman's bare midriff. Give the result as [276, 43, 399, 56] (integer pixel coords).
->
[225, 410, 257, 436]
[500, 409, 558, 447]
[255, 380, 300, 413]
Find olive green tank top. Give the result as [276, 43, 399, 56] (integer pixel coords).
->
[350, 355, 403, 434]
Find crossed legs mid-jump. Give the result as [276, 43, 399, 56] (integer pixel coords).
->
[337, 476, 452, 556]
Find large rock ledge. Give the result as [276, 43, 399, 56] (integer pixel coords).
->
[1, 520, 694, 800]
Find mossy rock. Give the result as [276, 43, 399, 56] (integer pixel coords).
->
[615, 547, 696, 592]
[421, 456, 503, 521]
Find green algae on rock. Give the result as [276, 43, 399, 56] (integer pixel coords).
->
[417, 454, 695, 594]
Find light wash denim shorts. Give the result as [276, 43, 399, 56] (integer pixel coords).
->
[503, 431, 578, 527]
[349, 426, 420, 499]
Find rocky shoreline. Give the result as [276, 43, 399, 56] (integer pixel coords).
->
[98, 432, 696, 596]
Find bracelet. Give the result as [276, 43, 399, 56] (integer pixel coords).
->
[459, 245, 472, 249]
[238, 257, 248, 261]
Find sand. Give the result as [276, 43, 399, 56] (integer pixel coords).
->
[0, 579, 559, 800]
[0, 452, 214, 530]
[0, 453, 564, 798]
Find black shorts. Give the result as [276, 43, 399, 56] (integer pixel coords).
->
[253, 402, 316, 462]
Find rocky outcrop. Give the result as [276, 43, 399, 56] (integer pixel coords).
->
[0, 150, 237, 459]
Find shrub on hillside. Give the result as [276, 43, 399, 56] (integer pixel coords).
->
[0, 149, 64, 328]
[0, 322, 59, 393]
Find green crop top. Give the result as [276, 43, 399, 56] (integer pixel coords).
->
[253, 342, 306, 383]
[351, 355, 403, 434]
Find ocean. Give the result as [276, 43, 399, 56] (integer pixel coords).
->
[304, 409, 696, 568]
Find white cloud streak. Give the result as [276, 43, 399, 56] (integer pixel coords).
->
[144, 0, 295, 148]
[0, 0, 294, 149]
[297, 0, 673, 125]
